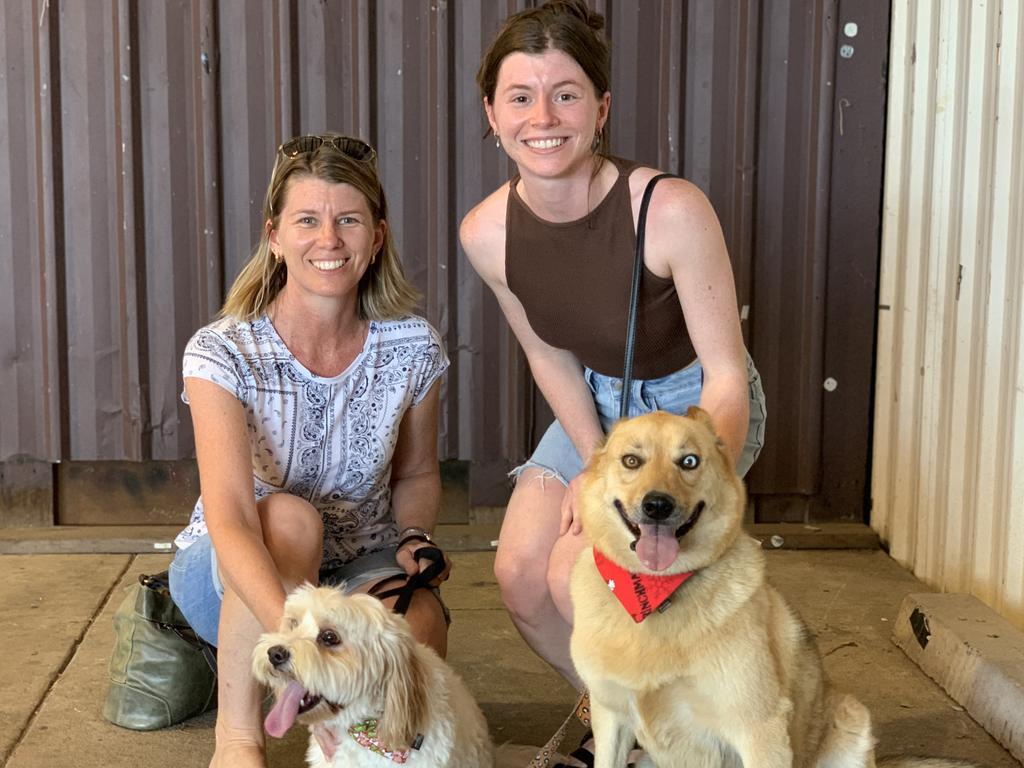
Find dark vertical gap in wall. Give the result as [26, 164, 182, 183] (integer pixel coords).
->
[860, 0, 893, 523]
[209, 1, 226, 306]
[129, 0, 152, 461]
[748, 0, 764, 363]
[678, 0, 689, 176]
[288, 0, 300, 132]
[444, 0, 460, 455]
[48, 1, 70, 459]
[367, 1, 378, 142]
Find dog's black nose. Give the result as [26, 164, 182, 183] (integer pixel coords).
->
[641, 492, 675, 521]
[268, 645, 290, 668]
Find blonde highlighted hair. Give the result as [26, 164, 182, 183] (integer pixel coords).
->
[220, 133, 419, 321]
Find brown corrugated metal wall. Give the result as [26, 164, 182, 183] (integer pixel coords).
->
[0, 0, 889, 516]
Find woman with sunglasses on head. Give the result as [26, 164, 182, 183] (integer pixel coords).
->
[460, 2, 766, 764]
[168, 133, 450, 768]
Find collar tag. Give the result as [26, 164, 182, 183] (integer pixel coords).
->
[593, 548, 692, 623]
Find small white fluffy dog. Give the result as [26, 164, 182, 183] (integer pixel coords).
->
[253, 584, 493, 767]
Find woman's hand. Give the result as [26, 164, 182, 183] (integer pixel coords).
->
[396, 539, 452, 585]
[559, 474, 587, 537]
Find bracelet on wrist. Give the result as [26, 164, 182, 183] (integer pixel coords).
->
[397, 526, 434, 551]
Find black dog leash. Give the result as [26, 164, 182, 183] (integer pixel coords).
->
[371, 546, 447, 616]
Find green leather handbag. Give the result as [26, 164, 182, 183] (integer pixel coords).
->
[103, 572, 217, 730]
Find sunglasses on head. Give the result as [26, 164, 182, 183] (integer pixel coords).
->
[276, 134, 377, 163]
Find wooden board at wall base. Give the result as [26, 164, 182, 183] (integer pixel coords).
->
[892, 593, 1024, 763]
[56, 460, 199, 525]
[0, 458, 54, 527]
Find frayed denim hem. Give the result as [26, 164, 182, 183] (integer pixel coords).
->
[508, 462, 570, 489]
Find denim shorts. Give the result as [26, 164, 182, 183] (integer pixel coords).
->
[168, 536, 430, 647]
[512, 355, 766, 486]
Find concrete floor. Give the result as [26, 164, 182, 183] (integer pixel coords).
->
[0, 545, 1019, 767]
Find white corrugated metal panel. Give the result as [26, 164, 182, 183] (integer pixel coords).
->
[873, 0, 1024, 628]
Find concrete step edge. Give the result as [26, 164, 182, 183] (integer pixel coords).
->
[0, 523, 502, 555]
[892, 592, 1024, 763]
[0, 522, 877, 555]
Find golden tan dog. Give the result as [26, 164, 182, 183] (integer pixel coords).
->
[569, 408, 977, 768]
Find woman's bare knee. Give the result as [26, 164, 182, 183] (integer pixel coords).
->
[494, 471, 566, 620]
[403, 590, 448, 658]
[257, 493, 323, 582]
[494, 544, 551, 622]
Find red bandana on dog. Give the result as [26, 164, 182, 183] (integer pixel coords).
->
[593, 548, 693, 623]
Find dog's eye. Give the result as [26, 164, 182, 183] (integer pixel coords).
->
[677, 454, 700, 470]
[317, 629, 341, 647]
[621, 454, 643, 469]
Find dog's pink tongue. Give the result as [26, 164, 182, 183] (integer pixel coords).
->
[636, 524, 680, 572]
[264, 681, 306, 738]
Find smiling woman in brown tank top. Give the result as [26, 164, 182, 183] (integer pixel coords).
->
[459, 3, 766, 764]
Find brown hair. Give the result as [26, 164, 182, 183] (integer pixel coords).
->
[220, 133, 419, 322]
[477, 0, 611, 156]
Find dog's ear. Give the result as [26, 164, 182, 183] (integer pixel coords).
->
[685, 406, 730, 456]
[685, 405, 714, 429]
[378, 624, 429, 747]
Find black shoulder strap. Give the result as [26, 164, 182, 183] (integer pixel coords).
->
[621, 173, 676, 420]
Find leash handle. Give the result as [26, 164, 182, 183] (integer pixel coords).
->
[621, 173, 676, 420]
[379, 546, 448, 616]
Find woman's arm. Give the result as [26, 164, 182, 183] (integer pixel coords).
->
[461, 200, 604, 535]
[645, 178, 749, 462]
[460, 201, 604, 465]
[390, 380, 443, 575]
[185, 377, 288, 630]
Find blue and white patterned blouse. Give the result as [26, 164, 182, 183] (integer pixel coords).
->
[174, 313, 449, 570]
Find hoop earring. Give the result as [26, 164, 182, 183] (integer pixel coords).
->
[273, 251, 283, 263]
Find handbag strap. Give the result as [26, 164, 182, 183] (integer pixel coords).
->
[139, 571, 218, 676]
[621, 173, 676, 419]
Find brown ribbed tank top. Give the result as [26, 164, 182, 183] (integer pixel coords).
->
[505, 156, 695, 379]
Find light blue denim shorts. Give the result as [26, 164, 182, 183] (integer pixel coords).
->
[512, 355, 766, 486]
[168, 536, 413, 647]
